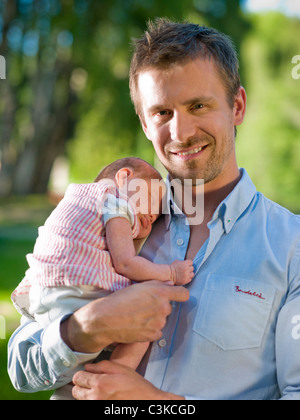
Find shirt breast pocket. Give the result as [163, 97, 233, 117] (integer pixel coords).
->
[193, 274, 276, 351]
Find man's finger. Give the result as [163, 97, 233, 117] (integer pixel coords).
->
[73, 370, 93, 389]
[85, 360, 129, 375]
[163, 284, 190, 302]
[72, 384, 92, 400]
[143, 281, 190, 302]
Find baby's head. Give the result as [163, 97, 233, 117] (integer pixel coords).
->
[95, 157, 165, 238]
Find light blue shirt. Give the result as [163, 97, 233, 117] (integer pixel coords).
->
[8, 169, 300, 400]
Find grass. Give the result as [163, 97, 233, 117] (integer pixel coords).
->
[0, 195, 55, 400]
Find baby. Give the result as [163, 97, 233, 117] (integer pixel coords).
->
[12, 157, 194, 397]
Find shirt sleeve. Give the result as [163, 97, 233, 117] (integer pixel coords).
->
[7, 315, 99, 393]
[101, 194, 135, 227]
[276, 246, 300, 400]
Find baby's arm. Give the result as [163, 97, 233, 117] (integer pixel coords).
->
[106, 218, 193, 285]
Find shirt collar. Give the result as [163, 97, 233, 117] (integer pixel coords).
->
[210, 168, 257, 233]
[164, 169, 257, 233]
[164, 175, 186, 230]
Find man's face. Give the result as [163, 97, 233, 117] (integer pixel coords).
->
[137, 58, 245, 184]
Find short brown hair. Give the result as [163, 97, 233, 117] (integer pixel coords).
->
[94, 157, 162, 182]
[129, 18, 241, 115]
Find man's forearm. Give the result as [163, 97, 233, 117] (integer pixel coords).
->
[60, 282, 190, 354]
[8, 282, 189, 396]
[60, 309, 111, 354]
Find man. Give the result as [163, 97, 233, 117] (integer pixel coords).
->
[8, 19, 300, 400]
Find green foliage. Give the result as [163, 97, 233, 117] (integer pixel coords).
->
[0, 196, 55, 400]
[1, 0, 246, 192]
[0, 234, 53, 400]
[236, 12, 300, 213]
[0, 338, 53, 400]
[67, 0, 200, 182]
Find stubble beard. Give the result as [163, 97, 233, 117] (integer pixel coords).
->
[165, 135, 235, 186]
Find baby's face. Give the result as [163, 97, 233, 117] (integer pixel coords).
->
[126, 177, 164, 239]
[135, 212, 159, 239]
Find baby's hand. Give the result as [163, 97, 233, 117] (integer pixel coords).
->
[170, 260, 194, 286]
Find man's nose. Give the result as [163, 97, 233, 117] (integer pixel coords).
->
[169, 111, 197, 143]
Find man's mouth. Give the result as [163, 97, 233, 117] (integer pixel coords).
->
[171, 145, 208, 159]
[177, 146, 204, 156]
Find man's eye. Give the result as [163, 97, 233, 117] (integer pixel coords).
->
[193, 104, 204, 110]
[156, 110, 171, 116]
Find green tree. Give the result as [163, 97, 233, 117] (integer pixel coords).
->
[0, 0, 79, 195]
[237, 12, 300, 212]
[0, 0, 248, 195]
[68, 0, 248, 183]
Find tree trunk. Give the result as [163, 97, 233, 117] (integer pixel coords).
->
[11, 67, 76, 195]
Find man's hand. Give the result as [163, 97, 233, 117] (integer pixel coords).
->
[61, 281, 190, 353]
[72, 360, 185, 400]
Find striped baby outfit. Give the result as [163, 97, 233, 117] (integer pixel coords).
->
[12, 181, 140, 313]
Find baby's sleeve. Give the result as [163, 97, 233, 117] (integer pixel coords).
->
[101, 194, 135, 227]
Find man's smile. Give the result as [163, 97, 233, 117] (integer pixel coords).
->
[170, 144, 209, 161]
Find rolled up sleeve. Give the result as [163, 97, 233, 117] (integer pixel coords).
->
[8, 315, 99, 393]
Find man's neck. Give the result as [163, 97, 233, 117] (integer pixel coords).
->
[171, 167, 242, 224]
[202, 170, 242, 219]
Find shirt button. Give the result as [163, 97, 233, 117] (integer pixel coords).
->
[44, 379, 51, 386]
[158, 339, 167, 348]
[62, 360, 71, 367]
[176, 238, 184, 246]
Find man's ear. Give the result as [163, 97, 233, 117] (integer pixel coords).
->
[115, 168, 134, 189]
[233, 86, 247, 127]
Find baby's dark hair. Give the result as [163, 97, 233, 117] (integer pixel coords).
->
[94, 157, 162, 182]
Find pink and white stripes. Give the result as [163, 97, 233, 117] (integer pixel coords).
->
[12, 182, 140, 301]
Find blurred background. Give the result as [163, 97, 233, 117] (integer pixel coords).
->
[0, 0, 299, 400]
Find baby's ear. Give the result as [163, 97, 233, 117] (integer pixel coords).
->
[115, 168, 134, 188]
